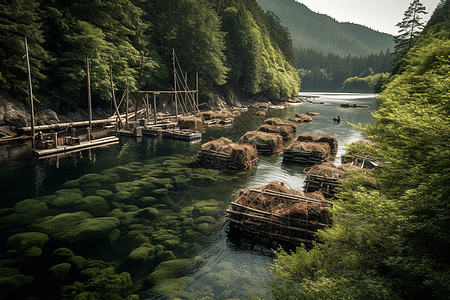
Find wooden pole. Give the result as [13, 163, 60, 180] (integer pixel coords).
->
[153, 92, 157, 125]
[146, 92, 149, 122]
[173, 49, 178, 121]
[196, 72, 199, 114]
[86, 58, 92, 132]
[24, 37, 35, 148]
[135, 54, 143, 122]
[110, 68, 123, 129]
[126, 80, 129, 126]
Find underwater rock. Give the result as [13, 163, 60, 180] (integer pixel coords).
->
[146, 258, 192, 285]
[135, 196, 158, 208]
[6, 232, 49, 253]
[0, 273, 34, 299]
[107, 209, 138, 226]
[74, 195, 109, 217]
[96, 189, 114, 199]
[23, 245, 42, 257]
[31, 212, 120, 245]
[53, 247, 74, 259]
[14, 199, 48, 218]
[158, 251, 176, 262]
[62, 179, 79, 188]
[67, 255, 87, 270]
[109, 228, 121, 244]
[125, 243, 155, 264]
[196, 215, 217, 224]
[0, 213, 34, 228]
[152, 188, 168, 197]
[136, 207, 159, 220]
[196, 223, 212, 234]
[48, 262, 71, 280]
[113, 190, 133, 202]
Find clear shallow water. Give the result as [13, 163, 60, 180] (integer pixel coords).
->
[0, 93, 378, 300]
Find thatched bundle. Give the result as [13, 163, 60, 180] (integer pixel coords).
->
[257, 123, 297, 141]
[293, 114, 313, 123]
[177, 116, 203, 129]
[288, 141, 331, 157]
[238, 131, 284, 154]
[256, 111, 266, 116]
[201, 110, 233, 120]
[197, 138, 258, 171]
[264, 117, 283, 125]
[232, 110, 241, 116]
[232, 181, 332, 225]
[201, 138, 232, 151]
[315, 134, 338, 155]
[306, 112, 319, 116]
[307, 163, 349, 180]
[296, 132, 338, 155]
[297, 132, 315, 142]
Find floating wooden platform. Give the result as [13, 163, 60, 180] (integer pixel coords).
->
[32, 136, 119, 159]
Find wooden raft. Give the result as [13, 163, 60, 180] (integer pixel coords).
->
[226, 187, 333, 245]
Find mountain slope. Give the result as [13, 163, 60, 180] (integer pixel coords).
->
[256, 0, 395, 56]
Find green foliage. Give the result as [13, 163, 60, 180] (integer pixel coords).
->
[268, 14, 450, 300]
[1, 0, 300, 105]
[297, 48, 392, 92]
[0, 0, 48, 91]
[256, 0, 394, 57]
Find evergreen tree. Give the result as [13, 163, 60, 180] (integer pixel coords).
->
[0, 0, 48, 93]
[391, 0, 428, 75]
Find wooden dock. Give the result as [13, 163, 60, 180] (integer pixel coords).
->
[32, 136, 119, 159]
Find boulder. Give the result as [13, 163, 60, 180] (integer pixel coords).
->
[48, 263, 71, 280]
[6, 232, 49, 252]
[14, 199, 48, 218]
[74, 196, 109, 217]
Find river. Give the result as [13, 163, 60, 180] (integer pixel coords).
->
[0, 92, 379, 299]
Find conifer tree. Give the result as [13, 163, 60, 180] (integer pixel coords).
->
[391, 0, 428, 74]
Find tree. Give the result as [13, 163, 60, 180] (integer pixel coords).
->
[391, 0, 428, 74]
[0, 0, 48, 92]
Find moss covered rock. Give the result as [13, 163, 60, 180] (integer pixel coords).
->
[14, 199, 48, 218]
[146, 258, 192, 287]
[7, 232, 49, 252]
[48, 263, 71, 280]
[0, 274, 34, 299]
[74, 195, 109, 217]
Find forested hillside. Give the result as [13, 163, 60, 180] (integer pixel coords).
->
[256, 0, 394, 56]
[0, 0, 301, 108]
[267, 1, 450, 299]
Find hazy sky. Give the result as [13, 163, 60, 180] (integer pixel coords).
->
[297, 0, 441, 35]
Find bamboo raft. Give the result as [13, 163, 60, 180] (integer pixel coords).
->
[226, 182, 333, 245]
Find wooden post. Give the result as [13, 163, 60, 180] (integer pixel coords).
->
[173, 49, 178, 121]
[110, 68, 123, 129]
[126, 80, 129, 127]
[135, 54, 143, 121]
[146, 92, 149, 123]
[24, 37, 35, 149]
[153, 93, 158, 125]
[196, 72, 199, 115]
[86, 58, 92, 134]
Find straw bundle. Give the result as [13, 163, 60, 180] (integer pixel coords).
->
[177, 116, 203, 129]
[238, 131, 284, 154]
[293, 114, 313, 123]
[257, 123, 297, 141]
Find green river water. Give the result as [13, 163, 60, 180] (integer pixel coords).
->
[0, 92, 379, 300]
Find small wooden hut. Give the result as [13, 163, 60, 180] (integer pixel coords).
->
[238, 131, 284, 155]
[197, 138, 258, 171]
[283, 141, 331, 165]
[226, 181, 333, 245]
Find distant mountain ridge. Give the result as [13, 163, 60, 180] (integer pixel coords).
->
[256, 0, 395, 56]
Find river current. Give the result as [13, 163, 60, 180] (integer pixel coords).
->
[0, 92, 379, 299]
